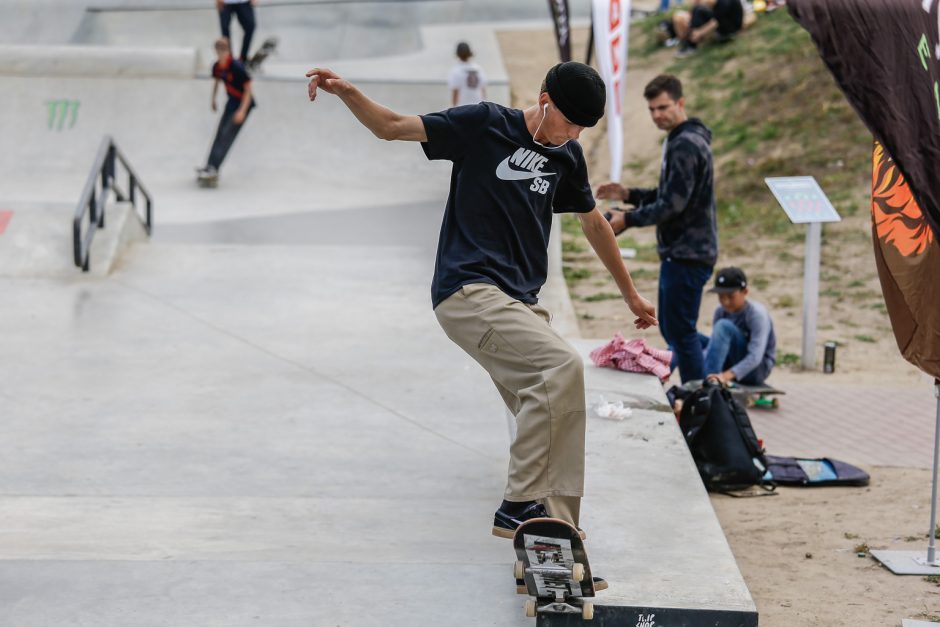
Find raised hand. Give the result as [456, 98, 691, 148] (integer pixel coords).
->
[305, 68, 350, 102]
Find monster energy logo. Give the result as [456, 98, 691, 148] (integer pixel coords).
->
[46, 99, 80, 131]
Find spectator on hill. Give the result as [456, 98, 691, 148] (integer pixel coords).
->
[660, 0, 747, 57]
[702, 267, 776, 386]
[448, 42, 487, 107]
[598, 75, 717, 384]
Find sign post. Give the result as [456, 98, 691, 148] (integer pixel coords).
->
[765, 176, 841, 370]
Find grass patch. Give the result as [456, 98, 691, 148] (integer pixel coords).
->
[561, 214, 582, 237]
[630, 10, 870, 241]
[562, 239, 585, 254]
[776, 295, 796, 308]
[583, 292, 622, 302]
[629, 267, 658, 280]
[563, 266, 592, 283]
[780, 352, 800, 366]
[854, 334, 877, 343]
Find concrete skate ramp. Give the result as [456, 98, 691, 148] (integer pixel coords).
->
[0, 75, 453, 225]
[0, 44, 197, 78]
[72, 4, 424, 64]
[2, 0, 590, 60]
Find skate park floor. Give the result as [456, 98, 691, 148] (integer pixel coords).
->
[0, 1, 756, 625]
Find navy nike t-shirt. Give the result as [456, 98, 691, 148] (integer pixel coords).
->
[420, 102, 594, 308]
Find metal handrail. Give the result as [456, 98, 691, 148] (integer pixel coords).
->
[73, 135, 153, 271]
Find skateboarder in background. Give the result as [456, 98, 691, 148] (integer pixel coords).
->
[448, 41, 487, 107]
[703, 267, 776, 385]
[598, 74, 717, 385]
[197, 38, 255, 186]
[217, 0, 257, 64]
[306, 62, 656, 539]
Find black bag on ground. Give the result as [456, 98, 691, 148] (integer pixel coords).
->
[679, 381, 767, 491]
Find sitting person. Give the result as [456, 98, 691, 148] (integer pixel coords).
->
[666, 0, 747, 57]
[702, 267, 776, 386]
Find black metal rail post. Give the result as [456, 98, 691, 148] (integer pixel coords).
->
[73, 136, 153, 271]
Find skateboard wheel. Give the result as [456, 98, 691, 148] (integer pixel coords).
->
[524, 599, 537, 618]
[771, 397, 780, 408]
[514, 560, 525, 580]
[582, 602, 594, 620]
[572, 562, 585, 582]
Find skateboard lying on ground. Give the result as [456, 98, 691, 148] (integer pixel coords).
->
[727, 382, 785, 409]
[248, 37, 278, 72]
[513, 518, 596, 620]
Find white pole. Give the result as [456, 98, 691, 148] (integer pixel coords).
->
[802, 222, 822, 370]
[928, 381, 940, 564]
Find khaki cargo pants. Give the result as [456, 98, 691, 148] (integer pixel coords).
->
[434, 283, 586, 526]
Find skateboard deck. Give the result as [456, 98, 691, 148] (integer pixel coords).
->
[248, 37, 278, 72]
[513, 518, 596, 620]
[728, 382, 785, 409]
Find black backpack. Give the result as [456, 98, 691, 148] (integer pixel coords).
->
[678, 381, 768, 491]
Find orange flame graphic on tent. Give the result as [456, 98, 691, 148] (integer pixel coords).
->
[872, 141, 934, 257]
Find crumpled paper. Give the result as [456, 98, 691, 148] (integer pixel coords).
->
[593, 395, 633, 421]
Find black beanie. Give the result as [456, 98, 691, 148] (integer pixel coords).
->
[545, 62, 606, 128]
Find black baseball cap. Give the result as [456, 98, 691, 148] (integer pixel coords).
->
[709, 267, 748, 294]
[544, 62, 606, 128]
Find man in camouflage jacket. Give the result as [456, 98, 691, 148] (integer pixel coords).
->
[600, 74, 718, 383]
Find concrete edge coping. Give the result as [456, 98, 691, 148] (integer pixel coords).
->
[0, 44, 198, 79]
[258, 21, 512, 84]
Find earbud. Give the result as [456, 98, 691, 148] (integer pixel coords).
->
[543, 103, 549, 112]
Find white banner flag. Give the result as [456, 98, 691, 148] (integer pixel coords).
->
[592, 0, 630, 183]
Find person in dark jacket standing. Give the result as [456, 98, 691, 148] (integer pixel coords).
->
[598, 74, 717, 383]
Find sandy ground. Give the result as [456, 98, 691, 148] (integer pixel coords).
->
[497, 23, 940, 627]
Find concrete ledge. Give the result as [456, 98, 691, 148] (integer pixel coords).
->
[567, 339, 758, 625]
[0, 44, 198, 78]
[541, 218, 581, 339]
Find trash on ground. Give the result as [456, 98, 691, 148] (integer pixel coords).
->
[593, 395, 633, 421]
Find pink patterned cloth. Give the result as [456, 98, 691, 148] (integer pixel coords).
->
[589, 333, 673, 381]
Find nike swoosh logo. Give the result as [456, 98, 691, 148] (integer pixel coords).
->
[495, 157, 557, 181]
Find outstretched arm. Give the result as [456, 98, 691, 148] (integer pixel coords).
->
[578, 208, 657, 330]
[306, 67, 427, 142]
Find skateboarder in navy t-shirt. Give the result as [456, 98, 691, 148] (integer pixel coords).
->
[198, 38, 256, 185]
[305, 62, 657, 548]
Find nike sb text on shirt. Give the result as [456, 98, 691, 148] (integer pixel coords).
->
[496, 148, 557, 194]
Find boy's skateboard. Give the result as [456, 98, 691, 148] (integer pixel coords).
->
[728, 382, 785, 409]
[513, 518, 596, 620]
[248, 37, 277, 72]
[196, 171, 218, 188]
